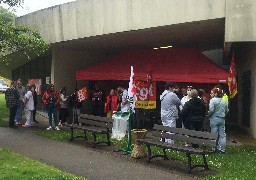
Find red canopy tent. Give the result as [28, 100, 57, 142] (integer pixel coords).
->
[76, 48, 228, 83]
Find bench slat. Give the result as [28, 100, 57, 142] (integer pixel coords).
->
[80, 114, 113, 123]
[138, 139, 214, 154]
[152, 131, 217, 147]
[82, 119, 112, 129]
[153, 124, 218, 140]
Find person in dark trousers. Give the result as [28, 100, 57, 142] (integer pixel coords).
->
[174, 84, 183, 128]
[5, 81, 20, 128]
[69, 89, 82, 124]
[59, 87, 69, 126]
[32, 84, 39, 124]
[181, 89, 206, 148]
[90, 83, 105, 116]
[42, 84, 60, 130]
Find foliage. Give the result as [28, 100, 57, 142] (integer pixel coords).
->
[0, 5, 49, 64]
[0, 0, 23, 7]
[0, 6, 16, 23]
[0, 93, 9, 127]
[0, 148, 86, 180]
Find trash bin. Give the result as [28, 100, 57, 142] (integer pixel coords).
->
[111, 112, 130, 140]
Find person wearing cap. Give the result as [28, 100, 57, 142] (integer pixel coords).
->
[160, 82, 181, 144]
[42, 84, 60, 130]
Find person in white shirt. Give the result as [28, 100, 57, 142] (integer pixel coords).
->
[117, 86, 129, 112]
[59, 87, 69, 126]
[22, 84, 35, 127]
[180, 85, 193, 107]
[160, 82, 181, 143]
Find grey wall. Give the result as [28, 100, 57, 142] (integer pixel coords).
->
[236, 43, 256, 138]
[51, 47, 112, 94]
[225, 0, 256, 42]
[16, 0, 225, 44]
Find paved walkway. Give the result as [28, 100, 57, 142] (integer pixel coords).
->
[0, 114, 194, 180]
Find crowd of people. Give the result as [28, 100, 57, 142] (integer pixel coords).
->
[5, 79, 130, 130]
[5, 79, 38, 128]
[5, 79, 229, 152]
[160, 82, 229, 153]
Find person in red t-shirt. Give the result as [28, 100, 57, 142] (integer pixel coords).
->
[104, 89, 119, 119]
[42, 84, 60, 130]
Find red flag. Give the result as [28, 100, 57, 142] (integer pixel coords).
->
[146, 65, 152, 83]
[228, 53, 237, 98]
[77, 87, 88, 102]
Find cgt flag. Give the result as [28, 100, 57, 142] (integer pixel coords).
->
[127, 66, 136, 112]
[77, 87, 88, 102]
[228, 53, 238, 98]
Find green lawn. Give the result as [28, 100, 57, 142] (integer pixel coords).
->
[0, 148, 86, 180]
[0, 93, 9, 127]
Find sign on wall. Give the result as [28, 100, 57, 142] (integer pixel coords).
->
[135, 81, 156, 109]
[28, 79, 42, 95]
[46, 77, 50, 85]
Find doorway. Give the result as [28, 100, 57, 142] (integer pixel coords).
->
[242, 70, 251, 128]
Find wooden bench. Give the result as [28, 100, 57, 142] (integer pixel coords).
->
[65, 114, 113, 148]
[137, 124, 219, 173]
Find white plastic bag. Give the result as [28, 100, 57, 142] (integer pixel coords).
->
[111, 112, 130, 140]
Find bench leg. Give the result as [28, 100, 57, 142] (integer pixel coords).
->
[106, 133, 111, 146]
[146, 145, 152, 163]
[70, 128, 74, 142]
[186, 153, 192, 174]
[163, 148, 169, 160]
[92, 133, 97, 148]
[83, 131, 88, 141]
[203, 154, 209, 170]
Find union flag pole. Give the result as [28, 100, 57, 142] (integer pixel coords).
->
[228, 52, 238, 98]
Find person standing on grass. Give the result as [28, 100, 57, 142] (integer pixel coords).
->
[5, 81, 20, 128]
[59, 87, 69, 126]
[181, 89, 206, 148]
[160, 82, 181, 144]
[15, 79, 26, 125]
[69, 89, 82, 124]
[22, 84, 35, 127]
[42, 84, 60, 130]
[208, 87, 229, 153]
[31, 84, 39, 124]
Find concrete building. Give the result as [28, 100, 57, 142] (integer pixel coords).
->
[1, 0, 256, 137]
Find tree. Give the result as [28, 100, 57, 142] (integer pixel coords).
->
[0, 2, 49, 64]
[0, 0, 23, 8]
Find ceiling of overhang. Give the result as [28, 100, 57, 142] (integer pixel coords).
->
[53, 18, 225, 52]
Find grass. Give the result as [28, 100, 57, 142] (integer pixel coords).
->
[0, 148, 86, 180]
[0, 93, 9, 127]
